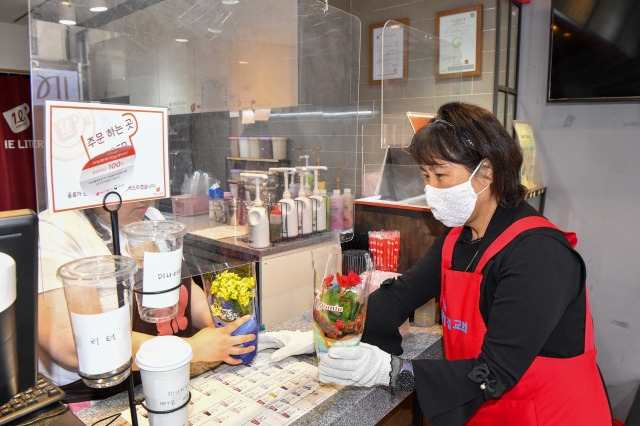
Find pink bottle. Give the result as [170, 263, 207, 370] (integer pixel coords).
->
[342, 188, 354, 229]
[329, 189, 344, 231]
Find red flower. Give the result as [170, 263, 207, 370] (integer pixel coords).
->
[323, 274, 334, 287]
[336, 270, 361, 288]
[347, 271, 361, 284]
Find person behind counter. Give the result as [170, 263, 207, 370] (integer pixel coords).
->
[38, 201, 256, 410]
[317, 102, 613, 425]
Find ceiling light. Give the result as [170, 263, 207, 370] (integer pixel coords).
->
[207, 28, 222, 34]
[222, 0, 239, 4]
[58, 1, 76, 26]
[175, 38, 189, 43]
[89, 0, 108, 12]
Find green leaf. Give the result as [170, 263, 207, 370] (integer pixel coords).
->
[328, 310, 340, 322]
[339, 301, 351, 320]
[323, 288, 340, 305]
[342, 290, 357, 303]
[350, 301, 361, 321]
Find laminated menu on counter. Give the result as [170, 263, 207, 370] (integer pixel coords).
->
[120, 350, 340, 425]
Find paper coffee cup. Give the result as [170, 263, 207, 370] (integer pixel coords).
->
[135, 336, 193, 426]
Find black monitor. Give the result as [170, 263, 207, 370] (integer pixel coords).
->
[0, 210, 39, 396]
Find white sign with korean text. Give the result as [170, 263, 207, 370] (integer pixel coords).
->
[70, 304, 132, 376]
[45, 100, 169, 212]
[142, 249, 183, 308]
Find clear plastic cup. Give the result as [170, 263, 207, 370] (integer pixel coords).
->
[122, 221, 187, 323]
[57, 255, 137, 388]
[136, 336, 192, 426]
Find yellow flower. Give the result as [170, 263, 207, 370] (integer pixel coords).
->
[209, 270, 256, 320]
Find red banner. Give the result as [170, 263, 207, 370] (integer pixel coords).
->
[0, 74, 37, 212]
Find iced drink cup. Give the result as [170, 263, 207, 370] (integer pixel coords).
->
[122, 220, 187, 323]
[57, 255, 137, 388]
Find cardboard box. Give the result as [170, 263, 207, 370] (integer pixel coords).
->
[171, 195, 209, 216]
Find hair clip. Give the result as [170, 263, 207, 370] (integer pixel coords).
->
[463, 137, 475, 148]
[432, 118, 453, 128]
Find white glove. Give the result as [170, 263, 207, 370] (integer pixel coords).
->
[257, 330, 314, 362]
[318, 342, 391, 387]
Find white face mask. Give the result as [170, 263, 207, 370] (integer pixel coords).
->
[425, 162, 489, 227]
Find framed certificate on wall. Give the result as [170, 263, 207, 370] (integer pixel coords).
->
[369, 19, 409, 85]
[435, 5, 482, 78]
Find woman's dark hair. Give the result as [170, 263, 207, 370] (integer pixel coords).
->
[408, 102, 526, 207]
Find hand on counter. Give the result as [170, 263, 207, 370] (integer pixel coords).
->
[318, 342, 391, 387]
[258, 330, 314, 362]
[188, 315, 256, 365]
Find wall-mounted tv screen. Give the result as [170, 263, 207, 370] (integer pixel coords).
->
[548, 0, 640, 103]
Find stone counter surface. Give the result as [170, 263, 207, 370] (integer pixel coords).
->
[77, 312, 442, 426]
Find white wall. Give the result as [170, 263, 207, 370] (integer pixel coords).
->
[0, 22, 29, 71]
[518, 0, 640, 420]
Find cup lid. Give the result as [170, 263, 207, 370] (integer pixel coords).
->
[57, 255, 138, 285]
[135, 335, 193, 371]
[121, 220, 187, 239]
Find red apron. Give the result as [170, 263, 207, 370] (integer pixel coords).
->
[440, 216, 610, 425]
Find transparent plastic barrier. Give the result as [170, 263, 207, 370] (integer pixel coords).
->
[359, 21, 463, 202]
[30, 0, 361, 284]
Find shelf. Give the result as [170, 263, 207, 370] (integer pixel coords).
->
[226, 180, 279, 190]
[226, 157, 287, 163]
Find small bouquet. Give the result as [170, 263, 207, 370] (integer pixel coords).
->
[312, 249, 373, 360]
[208, 270, 255, 323]
[204, 265, 258, 364]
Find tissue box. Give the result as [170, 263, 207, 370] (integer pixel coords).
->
[171, 195, 209, 216]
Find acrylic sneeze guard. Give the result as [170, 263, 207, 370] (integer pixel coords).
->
[361, 21, 463, 206]
[29, 0, 362, 289]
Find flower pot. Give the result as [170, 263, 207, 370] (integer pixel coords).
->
[311, 248, 373, 360]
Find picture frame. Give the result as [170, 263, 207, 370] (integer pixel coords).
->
[369, 18, 409, 85]
[435, 5, 482, 79]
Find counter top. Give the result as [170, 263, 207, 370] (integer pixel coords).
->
[76, 312, 442, 426]
[164, 211, 340, 259]
[186, 226, 340, 261]
[163, 211, 343, 276]
[356, 196, 432, 212]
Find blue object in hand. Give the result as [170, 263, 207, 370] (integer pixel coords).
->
[231, 316, 258, 364]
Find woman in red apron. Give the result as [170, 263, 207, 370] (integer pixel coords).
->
[318, 102, 612, 425]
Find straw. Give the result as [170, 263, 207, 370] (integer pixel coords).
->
[342, 249, 371, 275]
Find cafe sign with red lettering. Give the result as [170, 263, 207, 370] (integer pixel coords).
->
[45, 100, 169, 212]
